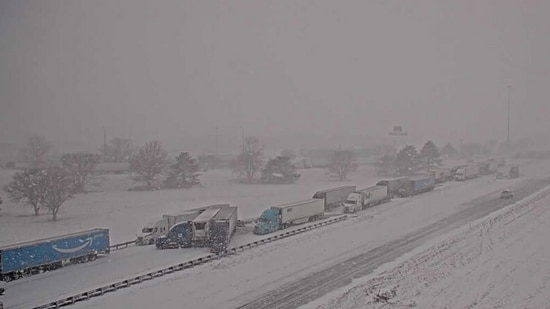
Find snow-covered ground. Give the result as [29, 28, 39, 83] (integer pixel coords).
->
[0, 165, 378, 245]
[309, 177, 550, 309]
[47, 160, 546, 309]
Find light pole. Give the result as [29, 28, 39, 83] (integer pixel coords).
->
[506, 85, 511, 145]
[241, 126, 245, 152]
[215, 127, 218, 157]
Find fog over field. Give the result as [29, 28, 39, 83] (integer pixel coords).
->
[1, 0, 549, 152]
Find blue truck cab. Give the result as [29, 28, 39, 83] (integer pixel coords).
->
[156, 221, 193, 249]
[254, 208, 280, 235]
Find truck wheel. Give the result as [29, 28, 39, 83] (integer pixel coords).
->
[149, 239, 155, 245]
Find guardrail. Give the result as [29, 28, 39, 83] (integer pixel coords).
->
[33, 215, 347, 309]
[109, 240, 136, 251]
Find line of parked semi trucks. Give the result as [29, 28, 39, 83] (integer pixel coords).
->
[0, 159, 518, 283]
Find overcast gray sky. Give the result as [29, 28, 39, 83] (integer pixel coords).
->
[1, 0, 549, 152]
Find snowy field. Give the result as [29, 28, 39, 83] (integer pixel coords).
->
[50, 160, 548, 309]
[309, 177, 550, 309]
[0, 165, 379, 246]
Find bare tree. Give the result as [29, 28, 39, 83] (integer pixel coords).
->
[328, 150, 358, 181]
[129, 140, 168, 187]
[232, 136, 264, 184]
[4, 168, 48, 215]
[102, 137, 136, 163]
[41, 167, 76, 221]
[61, 152, 102, 193]
[23, 135, 52, 167]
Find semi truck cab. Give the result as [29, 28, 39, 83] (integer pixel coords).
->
[254, 208, 280, 235]
[137, 219, 169, 245]
[343, 193, 363, 213]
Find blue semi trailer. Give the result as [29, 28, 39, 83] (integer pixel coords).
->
[0, 228, 110, 281]
[398, 176, 435, 197]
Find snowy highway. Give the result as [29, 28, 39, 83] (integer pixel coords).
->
[62, 162, 549, 309]
[238, 178, 550, 309]
[3, 161, 548, 309]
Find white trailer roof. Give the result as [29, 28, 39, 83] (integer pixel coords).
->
[192, 207, 221, 223]
[212, 206, 237, 221]
[276, 199, 322, 209]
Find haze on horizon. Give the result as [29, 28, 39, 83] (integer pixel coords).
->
[1, 0, 549, 153]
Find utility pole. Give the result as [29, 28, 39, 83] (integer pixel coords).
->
[215, 127, 219, 157]
[241, 126, 245, 152]
[103, 126, 107, 160]
[506, 85, 511, 145]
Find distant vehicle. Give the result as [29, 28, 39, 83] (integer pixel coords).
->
[312, 186, 356, 210]
[376, 177, 409, 198]
[343, 186, 388, 213]
[500, 190, 514, 199]
[254, 199, 325, 235]
[209, 206, 238, 253]
[496, 166, 520, 179]
[454, 165, 479, 181]
[509, 166, 519, 178]
[0, 229, 110, 281]
[478, 161, 498, 175]
[398, 176, 435, 197]
[428, 168, 452, 183]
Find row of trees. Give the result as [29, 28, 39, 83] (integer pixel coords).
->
[232, 137, 301, 184]
[3, 136, 202, 220]
[232, 136, 360, 183]
[375, 140, 448, 176]
[127, 140, 200, 189]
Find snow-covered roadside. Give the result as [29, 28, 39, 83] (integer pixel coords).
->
[308, 184, 550, 309]
[0, 166, 378, 245]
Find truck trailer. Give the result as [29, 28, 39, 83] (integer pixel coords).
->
[398, 176, 435, 197]
[454, 164, 479, 181]
[0, 229, 110, 281]
[428, 168, 452, 183]
[312, 186, 356, 210]
[137, 204, 230, 245]
[209, 206, 238, 253]
[155, 204, 229, 249]
[343, 186, 388, 213]
[191, 207, 223, 246]
[254, 199, 325, 235]
[376, 177, 409, 198]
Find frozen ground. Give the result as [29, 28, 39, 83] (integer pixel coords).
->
[0, 165, 377, 245]
[309, 180, 550, 309]
[46, 160, 546, 309]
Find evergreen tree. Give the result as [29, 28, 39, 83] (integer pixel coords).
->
[441, 143, 459, 159]
[394, 145, 420, 176]
[261, 156, 300, 184]
[164, 152, 201, 188]
[419, 140, 442, 168]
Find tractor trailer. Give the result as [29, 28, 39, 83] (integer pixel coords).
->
[398, 176, 435, 197]
[312, 186, 356, 210]
[343, 186, 388, 213]
[0, 229, 110, 281]
[454, 165, 479, 181]
[209, 206, 238, 253]
[254, 199, 325, 235]
[376, 177, 409, 198]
